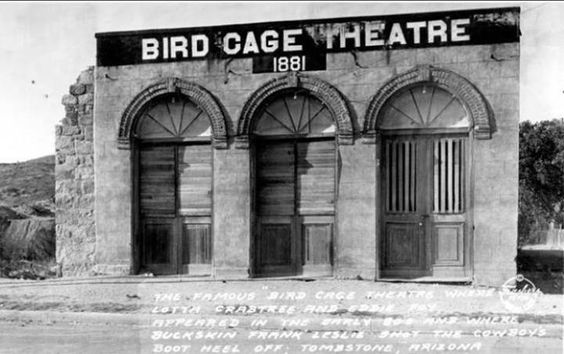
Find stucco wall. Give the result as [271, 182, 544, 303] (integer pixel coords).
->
[74, 42, 520, 285]
[335, 143, 377, 280]
[212, 148, 251, 278]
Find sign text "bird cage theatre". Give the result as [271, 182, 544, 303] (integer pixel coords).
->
[55, 7, 520, 285]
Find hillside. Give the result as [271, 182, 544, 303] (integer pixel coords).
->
[0, 155, 56, 278]
[0, 155, 55, 216]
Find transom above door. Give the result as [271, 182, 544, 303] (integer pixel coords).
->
[379, 85, 472, 280]
[134, 94, 212, 140]
[135, 94, 213, 275]
[253, 91, 336, 277]
[253, 90, 336, 138]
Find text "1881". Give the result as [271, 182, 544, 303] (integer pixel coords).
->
[273, 56, 306, 72]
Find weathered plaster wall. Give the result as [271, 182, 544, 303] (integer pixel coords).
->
[335, 143, 377, 280]
[82, 42, 518, 285]
[212, 148, 251, 279]
[55, 67, 96, 276]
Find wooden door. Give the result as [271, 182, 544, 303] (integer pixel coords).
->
[255, 141, 297, 276]
[255, 139, 335, 277]
[139, 144, 212, 275]
[177, 145, 212, 275]
[297, 140, 335, 276]
[139, 146, 177, 274]
[381, 135, 468, 279]
[381, 138, 428, 278]
[429, 137, 468, 278]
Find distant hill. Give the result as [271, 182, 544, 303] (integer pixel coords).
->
[0, 155, 55, 216]
[0, 155, 56, 278]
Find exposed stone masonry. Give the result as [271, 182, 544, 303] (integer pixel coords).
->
[55, 67, 95, 276]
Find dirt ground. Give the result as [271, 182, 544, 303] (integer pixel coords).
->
[0, 277, 562, 354]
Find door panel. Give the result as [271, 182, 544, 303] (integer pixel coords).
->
[256, 216, 295, 276]
[297, 141, 335, 215]
[433, 138, 465, 214]
[386, 140, 417, 213]
[261, 224, 291, 266]
[301, 216, 333, 276]
[139, 146, 175, 217]
[141, 218, 176, 274]
[433, 223, 464, 266]
[180, 218, 212, 275]
[303, 224, 331, 264]
[183, 224, 211, 264]
[385, 222, 423, 269]
[256, 142, 295, 216]
[178, 145, 212, 216]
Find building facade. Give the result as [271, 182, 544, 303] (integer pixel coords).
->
[55, 7, 520, 285]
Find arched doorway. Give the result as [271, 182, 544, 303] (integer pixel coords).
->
[133, 93, 214, 275]
[377, 84, 472, 279]
[251, 90, 337, 277]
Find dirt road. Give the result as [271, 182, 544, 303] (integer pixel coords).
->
[0, 312, 561, 354]
[0, 278, 561, 354]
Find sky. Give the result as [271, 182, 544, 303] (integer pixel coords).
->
[0, 1, 562, 163]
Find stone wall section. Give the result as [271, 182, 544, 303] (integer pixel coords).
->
[55, 67, 95, 276]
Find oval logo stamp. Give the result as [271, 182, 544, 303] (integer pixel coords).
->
[499, 274, 543, 312]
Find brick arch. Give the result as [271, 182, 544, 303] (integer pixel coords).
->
[118, 77, 228, 149]
[235, 72, 354, 148]
[364, 66, 494, 140]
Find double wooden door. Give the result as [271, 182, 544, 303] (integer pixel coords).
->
[381, 135, 470, 279]
[138, 144, 212, 275]
[254, 139, 335, 277]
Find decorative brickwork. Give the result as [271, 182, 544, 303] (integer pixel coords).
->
[55, 67, 96, 276]
[118, 78, 228, 149]
[236, 72, 354, 148]
[364, 66, 494, 142]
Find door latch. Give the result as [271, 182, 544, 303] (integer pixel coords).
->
[418, 214, 429, 226]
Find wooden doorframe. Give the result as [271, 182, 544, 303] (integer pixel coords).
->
[132, 138, 213, 275]
[131, 144, 140, 275]
[376, 131, 474, 281]
[466, 130, 475, 280]
[250, 136, 337, 278]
